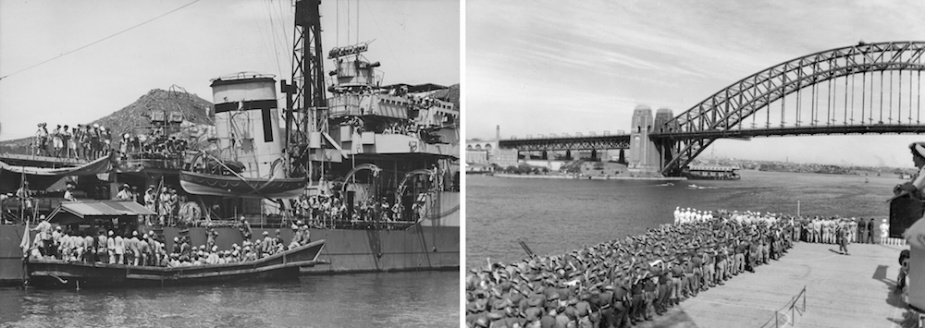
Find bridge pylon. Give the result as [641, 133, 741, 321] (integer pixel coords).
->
[628, 105, 661, 172]
[654, 108, 680, 175]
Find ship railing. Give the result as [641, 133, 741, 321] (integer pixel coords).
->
[183, 217, 417, 231]
[763, 285, 807, 328]
[119, 157, 186, 170]
[316, 219, 417, 230]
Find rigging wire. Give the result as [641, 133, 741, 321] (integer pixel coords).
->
[263, 0, 284, 78]
[0, 0, 202, 81]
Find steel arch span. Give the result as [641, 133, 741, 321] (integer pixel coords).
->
[659, 41, 925, 176]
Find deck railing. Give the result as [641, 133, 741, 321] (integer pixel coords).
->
[765, 286, 807, 328]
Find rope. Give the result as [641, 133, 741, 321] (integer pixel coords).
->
[0, 0, 202, 81]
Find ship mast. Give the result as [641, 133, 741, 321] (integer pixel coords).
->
[284, 0, 327, 180]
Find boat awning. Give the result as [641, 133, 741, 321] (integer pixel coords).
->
[49, 201, 155, 224]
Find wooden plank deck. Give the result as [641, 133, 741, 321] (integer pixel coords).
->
[635, 242, 915, 328]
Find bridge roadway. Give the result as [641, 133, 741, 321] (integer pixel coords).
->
[498, 135, 630, 151]
[498, 124, 925, 151]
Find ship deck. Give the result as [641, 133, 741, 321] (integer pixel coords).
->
[642, 242, 915, 328]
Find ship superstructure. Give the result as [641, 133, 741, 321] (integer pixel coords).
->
[0, 0, 458, 284]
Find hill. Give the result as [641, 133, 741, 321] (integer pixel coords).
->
[0, 88, 213, 154]
[0, 83, 459, 155]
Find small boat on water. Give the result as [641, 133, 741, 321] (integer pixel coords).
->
[683, 165, 741, 180]
[25, 240, 326, 289]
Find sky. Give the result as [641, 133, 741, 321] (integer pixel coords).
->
[466, 0, 925, 168]
[0, 0, 459, 141]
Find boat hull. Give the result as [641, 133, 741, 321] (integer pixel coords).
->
[179, 171, 307, 199]
[24, 240, 325, 289]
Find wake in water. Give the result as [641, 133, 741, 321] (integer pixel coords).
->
[687, 184, 718, 189]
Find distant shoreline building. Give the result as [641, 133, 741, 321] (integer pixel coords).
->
[466, 125, 517, 169]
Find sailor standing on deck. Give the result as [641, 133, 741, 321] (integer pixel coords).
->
[880, 219, 890, 244]
[113, 233, 125, 264]
[35, 123, 48, 156]
[51, 125, 63, 157]
[116, 184, 133, 201]
[838, 221, 850, 255]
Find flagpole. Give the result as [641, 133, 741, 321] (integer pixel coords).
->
[20, 166, 25, 225]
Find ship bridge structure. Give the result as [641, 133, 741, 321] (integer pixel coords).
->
[499, 41, 925, 176]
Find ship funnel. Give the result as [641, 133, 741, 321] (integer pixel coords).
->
[209, 73, 284, 179]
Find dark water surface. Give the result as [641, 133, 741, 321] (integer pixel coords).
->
[0, 271, 458, 328]
[467, 170, 900, 268]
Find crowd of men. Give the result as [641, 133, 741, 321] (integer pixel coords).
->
[290, 194, 423, 228]
[25, 217, 314, 268]
[465, 208, 795, 328]
[113, 184, 201, 227]
[33, 121, 193, 162]
[34, 123, 112, 160]
[119, 130, 190, 161]
[673, 207, 715, 224]
[27, 220, 169, 266]
[793, 217, 871, 245]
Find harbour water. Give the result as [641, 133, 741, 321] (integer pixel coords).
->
[466, 169, 901, 268]
[0, 271, 458, 327]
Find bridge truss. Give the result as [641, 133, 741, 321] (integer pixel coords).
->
[660, 41, 925, 175]
[497, 135, 630, 152]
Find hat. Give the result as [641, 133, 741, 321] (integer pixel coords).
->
[263, 231, 269, 235]
[108, 231, 114, 236]
[911, 142, 925, 158]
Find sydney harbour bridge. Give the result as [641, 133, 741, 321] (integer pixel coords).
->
[497, 41, 925, 176]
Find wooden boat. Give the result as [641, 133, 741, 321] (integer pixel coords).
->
[25, 240, 326, 289]
[179, 170, 307, 199]
[0, 155, 111, 193]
